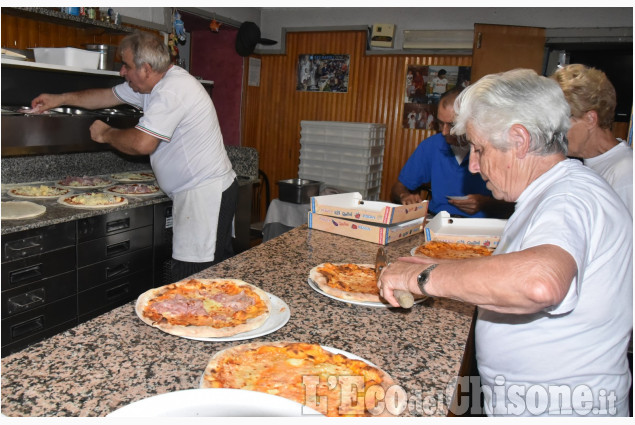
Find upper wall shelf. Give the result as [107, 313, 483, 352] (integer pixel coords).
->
[2, 7, 135, 35]
[1, 58, 121, 77]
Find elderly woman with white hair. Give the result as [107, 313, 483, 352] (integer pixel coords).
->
[378, 69, 632, 417]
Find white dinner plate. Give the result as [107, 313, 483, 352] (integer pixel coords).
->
[307, 278, 426, 308]
[446, 195, 469, 201]
[181, 293, 290, 342]
[107, 388, 321, 417]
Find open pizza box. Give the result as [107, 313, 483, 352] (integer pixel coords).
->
[310, 192, 428, 225]
[308, 212, 425, 245]
[424, 211, 507, 248]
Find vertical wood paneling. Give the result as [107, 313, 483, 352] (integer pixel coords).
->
[243, 30, 471, 215]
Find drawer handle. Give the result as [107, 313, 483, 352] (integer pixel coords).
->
[11, 315, 45, 339]
[105, 263, 130, 279]
[106, 282, 130, 301]
[4, 235, 43, 259]
[9, 264, 42, 284]
[106, 240, 130, 257]
[7, 288, 45, 315]
[106, 218, 130, 233]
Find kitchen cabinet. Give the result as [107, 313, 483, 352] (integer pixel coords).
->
[76, 206, 155, 323]
[1, 221, 77, 356]
[0, 201, 173, 356]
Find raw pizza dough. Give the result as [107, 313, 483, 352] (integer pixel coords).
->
[1, 201, 46, 220]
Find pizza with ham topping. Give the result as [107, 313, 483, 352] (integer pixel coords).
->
[135, 278, 272, 338]
[201, 341, 396, 417]
[106, 183, 160, 196]
[413, 241, 494, 259]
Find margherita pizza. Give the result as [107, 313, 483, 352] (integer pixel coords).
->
[200, 341, 396, 417]
[111, 171, 155, 182]
[106, 183, 160, 196]
[135, 278, 272, 338]
[7, 185, 70, 199]
[413, 241, 494, 259]
[57, 176, 113, 189]
[57, 192, 128, 209]
[309, 263, 381, 303]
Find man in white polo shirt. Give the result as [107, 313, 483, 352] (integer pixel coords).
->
[31, 31, 238, 281]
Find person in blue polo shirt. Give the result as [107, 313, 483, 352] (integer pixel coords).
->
[391, 87, 513, 218]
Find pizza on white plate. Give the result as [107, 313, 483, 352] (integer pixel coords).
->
[135, 278, 272, 338]
[106, 183, 161, 196]
[111, 171, 155, 182]
[57, 192, 127, 209]
[200, 341, 397, 417]
[7, 185, 70, 199]
[57, 176, 113, 189]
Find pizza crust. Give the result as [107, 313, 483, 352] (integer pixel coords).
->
[309, 263, 383, 303]
[200, 341, 397, 417]
[135, 278, 272, 338]
[413, 241, 494, 259]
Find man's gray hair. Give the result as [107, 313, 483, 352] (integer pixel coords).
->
[118, 31, 171, 74]
[452, 69, 571, 156]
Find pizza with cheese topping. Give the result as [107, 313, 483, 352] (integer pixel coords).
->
[57, 176, 114, 189]
[413, 241, 494, 259]
[58, 192, 127, 208]
[106, 183, 161, 196]
[309, 263, 382, 303]
[135, 279, 272, 338]
[111, 171, 156, 182]
[200, 341, 396, 417]
[8, 185, 70, 199]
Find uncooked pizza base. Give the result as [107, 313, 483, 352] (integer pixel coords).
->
[309, 263, 382, 303]
[135, 279, 272, 338]
[57, 193, 128, 209]
[200, 341, 396, 417]
[1, 201, 46, 220]
[7, 185, 70, 199]
[106, 184, 161, 197]
[111, 171, 155, 182]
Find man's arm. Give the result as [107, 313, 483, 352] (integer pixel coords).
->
[90, 121, 160, 156]
[31, 88, 122, 112]
[391, 181, 422, 205]
[449, 194, 515, 218]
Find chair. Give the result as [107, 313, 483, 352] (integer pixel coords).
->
[250, 169, 270, 244]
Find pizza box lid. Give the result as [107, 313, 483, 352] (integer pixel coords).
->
[424, 211, 507, 248]
[310, 192, 428, 224]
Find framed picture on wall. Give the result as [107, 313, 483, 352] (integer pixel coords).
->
[297, 54, 350, 92]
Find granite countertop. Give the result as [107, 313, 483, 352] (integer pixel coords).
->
[0, 225, 475, 417]
[0, 178, 171, 235]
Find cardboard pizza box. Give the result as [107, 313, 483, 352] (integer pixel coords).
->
[310, 192, 428, 225]
[308, 212, 425, 245]
[424, 211, 507, 248]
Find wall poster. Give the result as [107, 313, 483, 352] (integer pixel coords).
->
[403, 65, 471, 129]
[297, 54, 350, 93]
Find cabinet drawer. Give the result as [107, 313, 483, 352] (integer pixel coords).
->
[1, 246, 76, 290]
[2, 270, 76, 319]
[1, 221, 75, 262]
[78, 270, 152, 321]
[77, 247, 152, 291]
[1, 295, 77, 348]
[77, 226, 152, 267]
[77, 205, 153, 242]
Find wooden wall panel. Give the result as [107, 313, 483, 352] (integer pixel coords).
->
[242, 30, 471, 216]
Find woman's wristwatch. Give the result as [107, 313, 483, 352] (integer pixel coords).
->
[417, 264, 439, 297]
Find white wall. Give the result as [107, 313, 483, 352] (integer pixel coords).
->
[258, 7, 633, 52]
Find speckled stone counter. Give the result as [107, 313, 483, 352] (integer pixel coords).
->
[1, 225, 475, 417]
